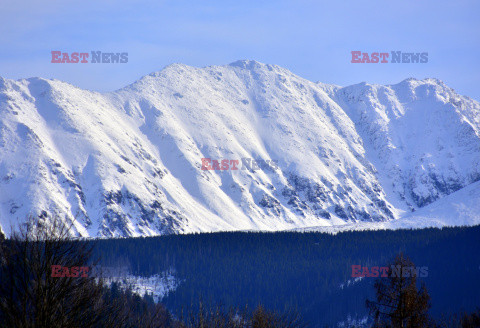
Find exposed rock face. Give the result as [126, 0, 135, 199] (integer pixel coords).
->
[0, 61, 479, 237]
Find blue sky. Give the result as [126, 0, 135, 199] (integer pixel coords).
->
[1, 0, 479, 99]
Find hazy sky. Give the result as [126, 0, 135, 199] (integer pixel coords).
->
[1, 0, 479, 99]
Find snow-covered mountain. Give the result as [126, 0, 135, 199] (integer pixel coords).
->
[1, 60, 479, 237]
[293, 179, 480, 234]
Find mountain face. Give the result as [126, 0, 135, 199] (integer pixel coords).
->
[1, 60, 479, 237]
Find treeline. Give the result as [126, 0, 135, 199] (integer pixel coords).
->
[1, 217, 480, 327]
[0, 217, 304, 328]
[93, 226, 480, 326]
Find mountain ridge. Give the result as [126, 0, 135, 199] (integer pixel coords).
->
[1, 61, 479, 237]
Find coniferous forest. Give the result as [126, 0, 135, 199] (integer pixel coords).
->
[91, 225, 480, 327]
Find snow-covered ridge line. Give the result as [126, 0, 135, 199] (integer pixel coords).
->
[1, 60, 479, 237]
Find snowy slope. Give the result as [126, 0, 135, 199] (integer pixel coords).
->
[0, 61, 479, 237]
[293, 179, 480, 233]
[323, 79, 480, 211]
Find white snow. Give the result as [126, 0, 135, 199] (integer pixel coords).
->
[0, 61, 479, 237]
[103, 270, 180, 303]
[293, 180, 480, 234]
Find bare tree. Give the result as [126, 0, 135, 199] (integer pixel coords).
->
[177, 302, 306, 328]
[366, 253, 431, 328]
[0, 216, 106, 327]
[0, 215, 171, 328]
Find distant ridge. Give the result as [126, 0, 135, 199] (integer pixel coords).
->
[0, 61, 479, 237]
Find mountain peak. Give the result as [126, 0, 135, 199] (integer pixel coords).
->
[1, 62, 479, 237]
[228, 59, 264, 69]
[396, 77, 447, 88]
